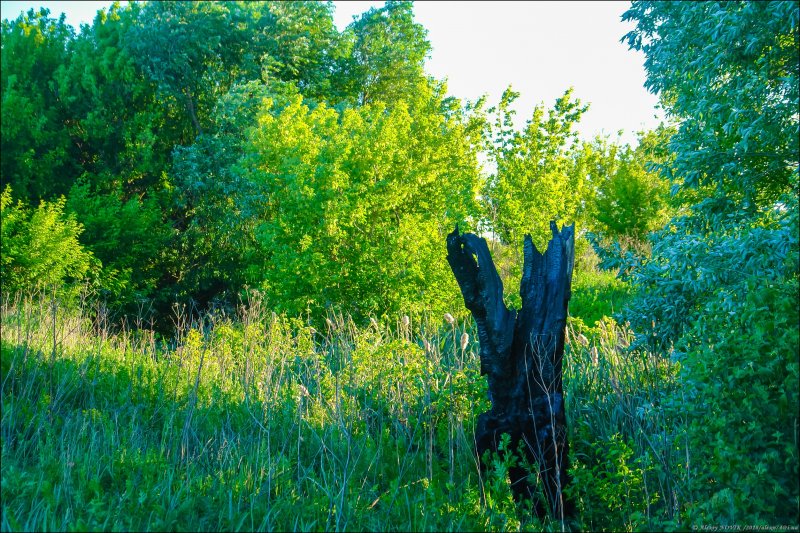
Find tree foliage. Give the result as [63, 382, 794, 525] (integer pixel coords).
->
[128, 0, 250, 137]
[57, 1, 176, 197]
[621, 0, 799, 523]
[484, 87, 589, 250]
[623, 0, 798, 204]
[587, 126, 674, 242]
[1, 187, 96, 293]
[169, 81, 274, 307]
[243, 84, 484, 319]
[1, 8, 77, 200]
[332, 1, 431, 107]
[66, 181, 171, 307]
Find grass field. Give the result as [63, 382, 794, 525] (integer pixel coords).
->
[1, 287, 687, 532]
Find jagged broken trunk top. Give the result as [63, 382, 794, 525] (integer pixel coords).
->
[446, 221, 575, 521]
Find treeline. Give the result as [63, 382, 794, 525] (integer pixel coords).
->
[618, 1, 799, 523]
[1, 0, 671, 325]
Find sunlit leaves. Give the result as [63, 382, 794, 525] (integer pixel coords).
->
[587, 126, 675, 242]
[484, 88, 589, 250]
[244, 89, 483, 320]
[0, 187, 96, 292]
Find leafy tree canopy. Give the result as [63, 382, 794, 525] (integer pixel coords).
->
[1, 7, 78, 200]
[241, 81, 484, 320]
[1, 187, 97, 293]
[620, 1, 799, 523]
[623, 0, 799, 208]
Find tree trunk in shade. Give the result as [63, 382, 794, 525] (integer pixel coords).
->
[446, 221, 575, 521]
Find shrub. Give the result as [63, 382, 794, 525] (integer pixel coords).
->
[0, 187, 96, 295]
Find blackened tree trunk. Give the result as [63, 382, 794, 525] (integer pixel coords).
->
[446, 221, 575, 521]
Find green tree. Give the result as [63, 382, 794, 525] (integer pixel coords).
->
[586, 125, 675, 243]
[331, 0, 432, 107]
[112, 1, 345, 312]
[47, 2, 178, 312]
[126, 1, 341, 136]
[57, 1, 179, 197]
[481, 86, 591, 306]
[621, 0, 799, 347]
[623, 0, 798, 205]
[126, 0, 239, 137]
[169, 81, 273, 308]
[1, 7, 78, 200]
[66, 181, 171, 308]
[243, 84, 484, 320]
[242, 1, 342, 101]
[484, 87, 589, 250]
[621, 0, 799, 524]
[1, 187, 96, 293]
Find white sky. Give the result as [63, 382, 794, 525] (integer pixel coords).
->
[1, 0, 663, 146]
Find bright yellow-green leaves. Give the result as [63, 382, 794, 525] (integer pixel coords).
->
[245, 92, 482, 320]
[585, 126, 676, 243]
[0, 187, 96, 293]
[485, 88, 589, 252]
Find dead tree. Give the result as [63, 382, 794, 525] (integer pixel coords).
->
[446, 221, 575, 521]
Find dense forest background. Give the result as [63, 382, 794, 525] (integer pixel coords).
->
[0, 0, 680, 323]
[1, 1, 798, 531]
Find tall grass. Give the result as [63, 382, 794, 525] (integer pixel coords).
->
[564, 317, 685, 532]
[1, 289, 686, 532]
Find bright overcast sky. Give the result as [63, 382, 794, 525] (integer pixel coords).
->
[1, 0, 663, 146]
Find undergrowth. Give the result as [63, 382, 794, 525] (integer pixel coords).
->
[1, 289, 693, 532]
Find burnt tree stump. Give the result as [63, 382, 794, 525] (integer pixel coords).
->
[446, 221, 575, 521]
